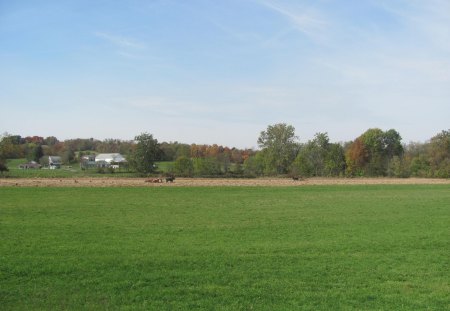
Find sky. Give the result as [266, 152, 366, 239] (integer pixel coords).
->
[1, 0, 449, 148]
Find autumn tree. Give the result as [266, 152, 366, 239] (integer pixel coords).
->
[346, 128, 403, 176]
[345, 138, 368, 176]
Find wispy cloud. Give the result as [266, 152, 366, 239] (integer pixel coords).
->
[119, 96, 218, 119]
[374, 0, 450, 51]
[254, 0, 327, 41]
[94, 32, 145, 49]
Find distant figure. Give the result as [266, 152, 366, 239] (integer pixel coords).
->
[292, 176, 300, 181]
[165, 176, 175, 183]
[145, 178, 162, 183]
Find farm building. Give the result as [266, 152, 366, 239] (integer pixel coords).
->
[80, 155, 96, 169]
[95, 153, 127, 168]
[19, 161, 42, 169]
[49, 156, 62, 169]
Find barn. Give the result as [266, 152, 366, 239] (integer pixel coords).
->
[95, 153, 127, 168]
[19, 161, 42, 169]
[49, 156, 62, 169]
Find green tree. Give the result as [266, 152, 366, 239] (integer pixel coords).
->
[129, 133, 161, 175]
[30, 145, 44, 162]
[257, 123, 299, 174]
[230, 162, 244, 176]
[218, 152, 231, 173]
[0, 134, 10, 175]
[291, 133, 345, 177]
[360, 128, 386, 175]
[173, 156, 194, 177]
[309, 133, 330, 176]
[383, 129, 403, 158]
[62, 148, 75, 164]
[0, 160, 8, 176]
[325, 143, 346, 176]
[291, 148, 314, 177]
[193, 157, 222, 176]
[0, 133, 24, 159]
[409, 155, 431, 177]
[243, 153, 265, 176]
[387, 155, 409, 177]
[428, 130, 450, 177]
[44, 136, 59, 146]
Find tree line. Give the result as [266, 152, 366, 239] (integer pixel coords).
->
[1, 124, 449, 178]
[249, 124, 449, 178]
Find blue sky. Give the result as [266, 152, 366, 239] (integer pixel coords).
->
[1, 0, 449, 148]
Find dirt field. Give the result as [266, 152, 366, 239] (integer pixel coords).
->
[1, 177, 449, 187]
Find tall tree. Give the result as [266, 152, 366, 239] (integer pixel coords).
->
[383, 129, 403, 158]
[345, 138, 369, 176]
[325, 143, 346, 176]
[360, 128, 385, 175]
[428, 130, 450, 177]
[291, 146, 314, 177]
[62, 148, 75, 164]
[257, 123, 299, 174]
[129, 133, 161, 175]
[30, 145, 44, 162]
[44, 136, 59, 146]
[291, 133, 345, 177]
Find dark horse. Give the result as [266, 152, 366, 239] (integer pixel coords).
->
[165, 176, 175, 183]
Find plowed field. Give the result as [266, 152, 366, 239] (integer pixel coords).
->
[1, 177, 449, 187]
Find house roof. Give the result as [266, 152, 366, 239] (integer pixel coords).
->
[49, 156, 62, 163]
[19, 161, 41, 168]
[95, 153, 127, 163]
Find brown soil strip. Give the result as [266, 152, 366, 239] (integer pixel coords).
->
[1, 177, 449, 187]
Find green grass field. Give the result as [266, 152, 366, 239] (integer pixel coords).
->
[1, 185, 449, 310]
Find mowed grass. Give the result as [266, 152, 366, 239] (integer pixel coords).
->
[1, 185, 449, 310]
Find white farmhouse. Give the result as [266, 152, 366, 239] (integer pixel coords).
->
[49, 156, 62, 169]
[95, 153, 127, 168]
